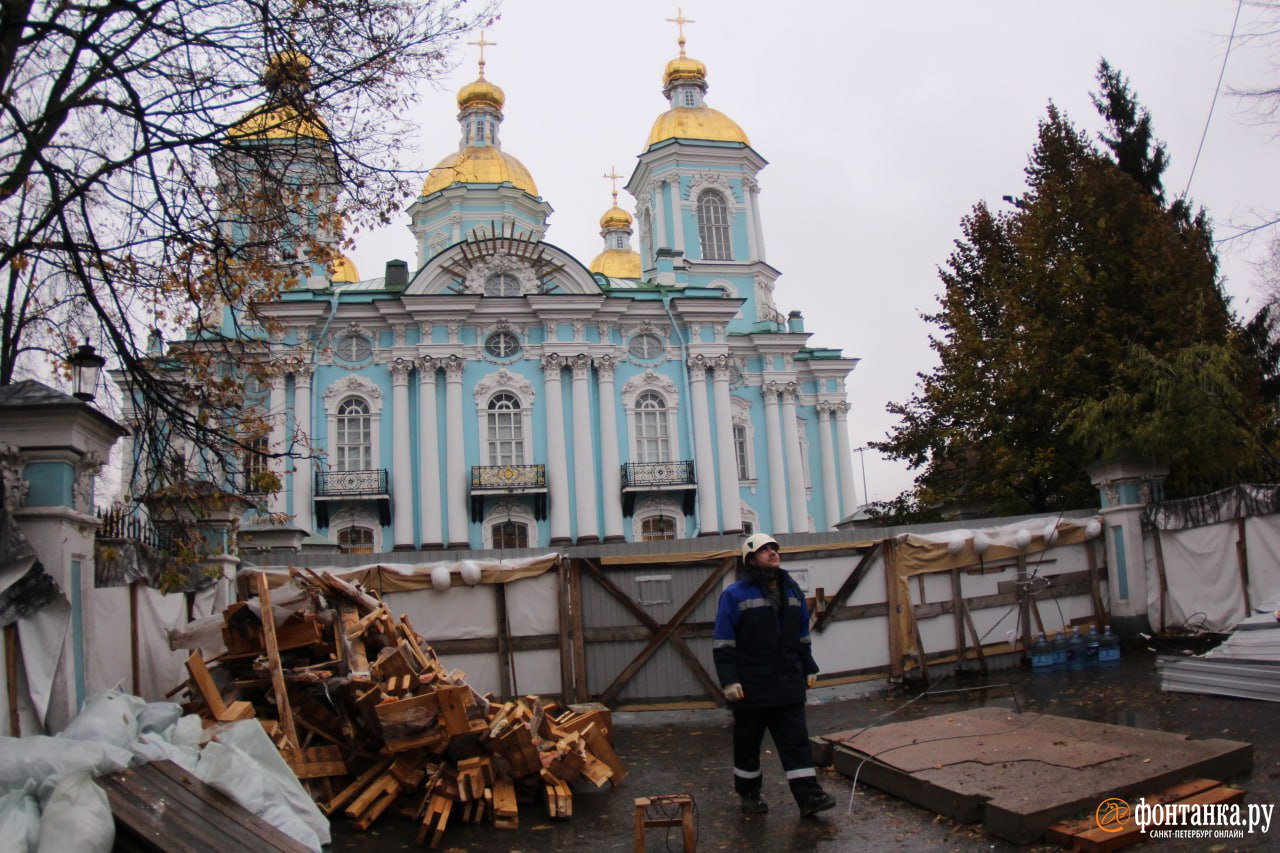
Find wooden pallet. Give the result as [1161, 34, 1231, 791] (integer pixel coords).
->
[1046, 779, 1245, 852]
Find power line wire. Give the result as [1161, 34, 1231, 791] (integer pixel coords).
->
[1182, 0, 1244, 201]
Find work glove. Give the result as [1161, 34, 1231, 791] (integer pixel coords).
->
[723, 683, 744, 702]
[806, 674, 818, 689]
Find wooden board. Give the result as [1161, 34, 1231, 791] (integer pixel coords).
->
[100, 759, 312, 852]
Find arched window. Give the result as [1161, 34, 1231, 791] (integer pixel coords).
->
[483, 500, 538, 549]
[338, 526, 375, 554]
[640, 515, 676, 541]
[696, 190, 732, 260]
[491, 520, 529, 549]
[634, 392, 669, 463]
[487, 392, 524, 465]
[336, 397, 371, 471]
[484, 272, 521, 296]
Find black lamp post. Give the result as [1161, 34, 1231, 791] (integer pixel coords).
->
[69, 339, 107, 401]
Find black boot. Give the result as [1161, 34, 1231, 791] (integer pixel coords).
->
[799, 789, 836, 816]
[739, 792, 769, 814]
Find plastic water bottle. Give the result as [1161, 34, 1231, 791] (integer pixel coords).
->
[1086, 624, 1101, 668]
[1031, 632, 1053, 672]
[1067, 626, 1087, 670]
[1050, 631, 1068, 670]
[1099, 625, 1122, 667]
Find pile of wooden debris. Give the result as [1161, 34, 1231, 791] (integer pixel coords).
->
[177, 568, 625, 848]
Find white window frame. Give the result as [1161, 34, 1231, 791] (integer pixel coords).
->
[473, 369, 536, 466]
[632, 496, 685, 541]
[322, 375, 383, 473]
[329, 504, 383, 553]
[696, 189, 732, 260]
[621, 372, 681, 464]
[731, 396, 756, 485]
[483, 499, 538, 549]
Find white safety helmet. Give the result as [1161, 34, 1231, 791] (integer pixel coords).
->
[741, 533, 779, 562]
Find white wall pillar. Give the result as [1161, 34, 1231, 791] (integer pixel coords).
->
[834, 402, 857, 513]
[669, 178, 685, 256]
[749, 181, 766, 263]
[444, 356, 468, 546]
[390, 358, 414, 548]
[417, 357, 443, 547]
[781, 383, 809, 533]
[762, 382, 789, 534]
[595, 356, 625, 541]
[712, 357, 742, 533]
[570, 354, 599, 542]
[292, 365, 313, 532]
[652, 183, 667, 249]
[268, 373, 287, 516]
[542, 355, 571, 544]
[817, 404, 839, 529]
[688, 357, 719, 533]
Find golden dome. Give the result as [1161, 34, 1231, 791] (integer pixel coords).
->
[227, 105, 329, 142]
[590, 248, 642, 279]
[458, 76, 505, 111]
[646, 106, 749, 148]
[421, 146, 539, 197]
[663, 55, 707, 90]
[600, 205, 633, 230]
[331, 254, 359, 283]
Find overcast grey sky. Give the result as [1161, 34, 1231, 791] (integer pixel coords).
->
[346, 0, 1280, 505]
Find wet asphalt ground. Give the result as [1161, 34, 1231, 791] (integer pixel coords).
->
[326, 648, 1280, 851]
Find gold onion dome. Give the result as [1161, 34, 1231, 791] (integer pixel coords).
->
[663, 55, 707, 90]
[646, 26, 748, 148]
[421, 146, 538, 197]
[590, 249, 642, 279]
[600, 205, 633, 230]
[331, 255, 359, 283]
[457, 76, 505, 111]
[228, 51, 329, 142]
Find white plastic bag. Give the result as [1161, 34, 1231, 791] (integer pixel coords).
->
[0, 736, 131, 793]
[0, 781, 41, 852]
[57, 690, 145, 748]
[137, 701, 182, 735]
[195, 740, 322, 851]
[35, 772, 113, 853]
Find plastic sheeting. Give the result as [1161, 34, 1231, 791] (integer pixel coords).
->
[245, 553, 560, 592]
[1149, 523, 1246, 633]
[895, 516, 1102, 576]
[1143, 483, 1280, 531]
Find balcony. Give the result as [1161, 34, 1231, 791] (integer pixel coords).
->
[470, 464, 548, 522]
[620, 460, 696, 516]
[314, 468, 390, 527]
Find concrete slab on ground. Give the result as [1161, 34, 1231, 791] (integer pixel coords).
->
[827, 706, 1253, 844]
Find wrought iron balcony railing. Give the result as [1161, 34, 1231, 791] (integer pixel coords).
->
[470, 464, 547, 493]
[620, 460, 696, 490]
[315, 468, 389, 497]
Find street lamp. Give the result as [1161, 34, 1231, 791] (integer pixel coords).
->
[853, 446, 870, 506]
[69, 339, 107, 402]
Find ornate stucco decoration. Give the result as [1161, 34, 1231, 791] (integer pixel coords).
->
[473, 369, 535, 407]
[685, 171, 738, 205]
[0, 442, 28, 512]
[461, 254, 540, 296]
[73, 450, 105, 514]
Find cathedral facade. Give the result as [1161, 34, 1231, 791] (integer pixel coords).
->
[134, 30, 862, 554]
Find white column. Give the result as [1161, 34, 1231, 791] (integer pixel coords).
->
[762, 383, 789, 534]
[749, 182, 767, 263]
[595, 356, 625, 541]
[834, 402, 857, 512]
[743, 179, 759, 262]
[570, 354, 599, 542]
[390, 358, 414, 548]
[268, 373, 288, 517]
[417, 357, 443, 547]
[781, 383, 809, 533]
[292, 365, 313, 533]
[444, 356, 468, 546]
[652, 183, 667, 249]
[712, 357, 742, 533]
[688, 356, 719, 533]
[817, 404, 839, 529]
[669, 179, 685, 256]
[542, 355, 571, 543]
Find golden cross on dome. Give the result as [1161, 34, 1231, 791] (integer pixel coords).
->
[666, 8, 695, 57]
[468, 30, 496, 76]
[603, 167, 623, 205]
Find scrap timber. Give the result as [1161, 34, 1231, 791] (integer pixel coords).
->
[175, 568, 625, 848]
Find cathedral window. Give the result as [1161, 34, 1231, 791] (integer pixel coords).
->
[484, 331, 521, 359]
[681, 90, 697, 108]
[486, 392, 525, 466]
[484, 500, 537, 549]
[336, 397, 372, 470]
[640, 515, 676, 541]
[633, 391, 670, 463]
[242, 435, 270, 494]
[491, 520, 528, 549]
[627, 333, 664, 361]
[484, 272, 521, 296]
[696, 189, 732, 260]
[733, 423, 750, 481]
[337, 526, 375, 554]
[334, 333, 372, 363]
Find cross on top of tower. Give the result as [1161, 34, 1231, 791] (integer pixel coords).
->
[666, 8, 695, 57]
[603, 166, 623, 205]
[468, 30, 496, 77]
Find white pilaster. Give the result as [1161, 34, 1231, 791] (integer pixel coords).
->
[444, 356, 468, 546]
[749, 181, 766, 263]
[688, 357, 719, 533]
[542, 355, 571, 543]
[781, 383, 809, 532]
[652, 183, 667, 249]
[292, 365, 313, 532]
[570, 354, 599, 541]
[268, 372, 287, 516]
[390, 358, 414, 548]
[417, 357, 443, 547]
[670, 178, 685, 256]
[763, 383, 789, 534]
[817, 404, 839, 530]
[712, 357, 742, 533]
[834, 402, 857, 512]
[595, 357, 625, 541]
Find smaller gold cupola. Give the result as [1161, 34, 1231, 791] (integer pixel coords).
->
[645, 11, 749, 149]
[421, 32, 539, 198]
[589, 167, 642, 279]
[228, 50, 329, 142]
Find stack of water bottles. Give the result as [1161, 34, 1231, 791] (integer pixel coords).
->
[1031, 624, 1121, 673]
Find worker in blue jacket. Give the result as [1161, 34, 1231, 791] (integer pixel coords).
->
[713, 533, 836, 816]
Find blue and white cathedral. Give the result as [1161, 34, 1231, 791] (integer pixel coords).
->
[124, 28, 862, 554]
